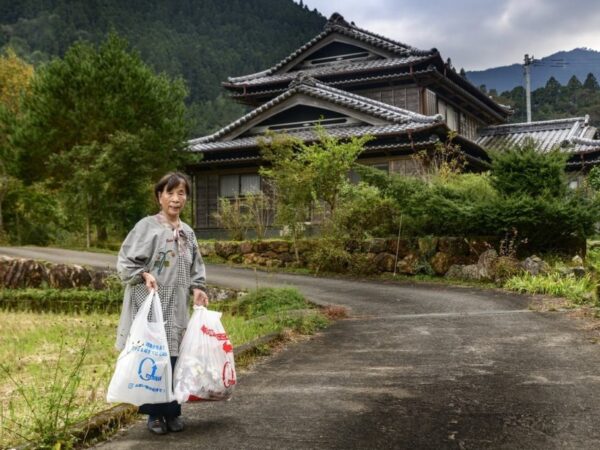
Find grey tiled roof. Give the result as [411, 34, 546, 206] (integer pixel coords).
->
[193, 136, 440, 165]
[226, 56, 432, 87]
[476, 117, 599, 154]
[227, 13, 434, 85]
[569, 136, 600, 153]
[194, 155, 262, 165]
[229, 68, 438, 99]
[190, 123, 439, 153]
[189, 76, 442, 148]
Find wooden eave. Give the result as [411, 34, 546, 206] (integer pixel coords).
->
[423, 70, 508, 124]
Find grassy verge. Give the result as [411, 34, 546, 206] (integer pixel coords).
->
[0, 287, 331, 449]
[503, 272, 596, 306]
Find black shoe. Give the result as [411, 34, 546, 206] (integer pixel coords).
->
[147, 416, 168, 435]
[166, 416, 184, 432]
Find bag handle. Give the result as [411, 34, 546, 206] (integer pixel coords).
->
[135, 290, 155, 323]
[149, 289, 165, 325]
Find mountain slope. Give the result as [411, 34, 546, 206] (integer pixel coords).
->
[466, 48, 600, 93]
[0, 0, 326, 135]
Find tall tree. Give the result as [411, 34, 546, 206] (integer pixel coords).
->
[260, 128, 371, 253]
[14, 33, 189, 241]
[544, 76, 562, 97]
[566, 75, 583, 91]
[584, 72, 600, 91]
[0, 48, 33, 234]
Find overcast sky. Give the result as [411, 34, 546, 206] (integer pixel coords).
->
[299, 0, 600, 71]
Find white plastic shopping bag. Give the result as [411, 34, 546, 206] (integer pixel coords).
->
[174, 305, 236, 403]
[106, 290, 173, 405]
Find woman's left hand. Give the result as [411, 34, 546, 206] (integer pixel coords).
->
[193, 288, 209, 306]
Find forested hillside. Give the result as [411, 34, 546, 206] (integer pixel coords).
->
[488, 73, 600, 126]
[0, 0, 325, 135]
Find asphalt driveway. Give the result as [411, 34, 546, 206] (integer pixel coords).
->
[2, 247, 600, 449]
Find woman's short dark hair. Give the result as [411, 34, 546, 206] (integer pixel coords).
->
[154, 172, 191, 202]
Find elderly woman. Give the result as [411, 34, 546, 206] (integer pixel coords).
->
[115, 172, 208, 435]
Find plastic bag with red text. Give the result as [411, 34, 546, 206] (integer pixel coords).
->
[173, 305, 236, 403]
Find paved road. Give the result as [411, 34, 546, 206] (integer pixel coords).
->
[3, 247, 600, 449]
[0, 246, 116, 269]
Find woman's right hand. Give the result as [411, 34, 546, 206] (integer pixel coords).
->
[141, 272, 158, 291]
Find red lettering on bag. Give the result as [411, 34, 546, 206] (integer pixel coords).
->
[201, 324, 229, 341]
[222, 361, 236, 388]
[222, 342, 233, 353]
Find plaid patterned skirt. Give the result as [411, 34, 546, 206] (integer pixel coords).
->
[130, 252, 192, 356]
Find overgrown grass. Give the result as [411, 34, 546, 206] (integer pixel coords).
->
[0, 288, 124, 313]
[503, 272, 597, 305]
[0, 287, 329, 448]
[213, 287, 329, 340]
[0, 312, 118, 448]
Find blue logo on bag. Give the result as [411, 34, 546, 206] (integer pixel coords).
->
[138, 357, 162, 382]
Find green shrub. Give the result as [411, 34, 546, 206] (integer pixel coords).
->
[588, 166, 600, 192]
[352, 165, 433, 236]
[475, 193, 599, 251]
[305, 239, 351, 273]
[490, 139, 568, 197]
[331, 183, 399, 240]
[213, 196, 249, 241]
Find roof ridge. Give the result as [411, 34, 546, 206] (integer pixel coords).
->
[571, 136, 600, 145]
[227, 56, 433, 86]
[227, 13, 433, 84]
[483, 117, 586, 130]
[325, 12, 429, 55]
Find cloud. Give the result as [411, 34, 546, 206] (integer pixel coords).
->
[301, 0, 600, 70]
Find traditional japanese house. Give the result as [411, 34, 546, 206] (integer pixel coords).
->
[186, 12, 600, 237]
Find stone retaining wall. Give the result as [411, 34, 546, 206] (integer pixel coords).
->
[201, 237, 499, 276]
[0, 256, 241, 301]
[0, 256, 112, 289]
[200, 237, 585, 282]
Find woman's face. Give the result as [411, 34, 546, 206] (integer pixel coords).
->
[159, 181, 187, 220]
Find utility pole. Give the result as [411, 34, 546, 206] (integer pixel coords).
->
[524, 54, 534, 123]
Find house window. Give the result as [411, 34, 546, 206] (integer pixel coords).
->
[219, 174, 261, 197]
[370, 162, 389, 173]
